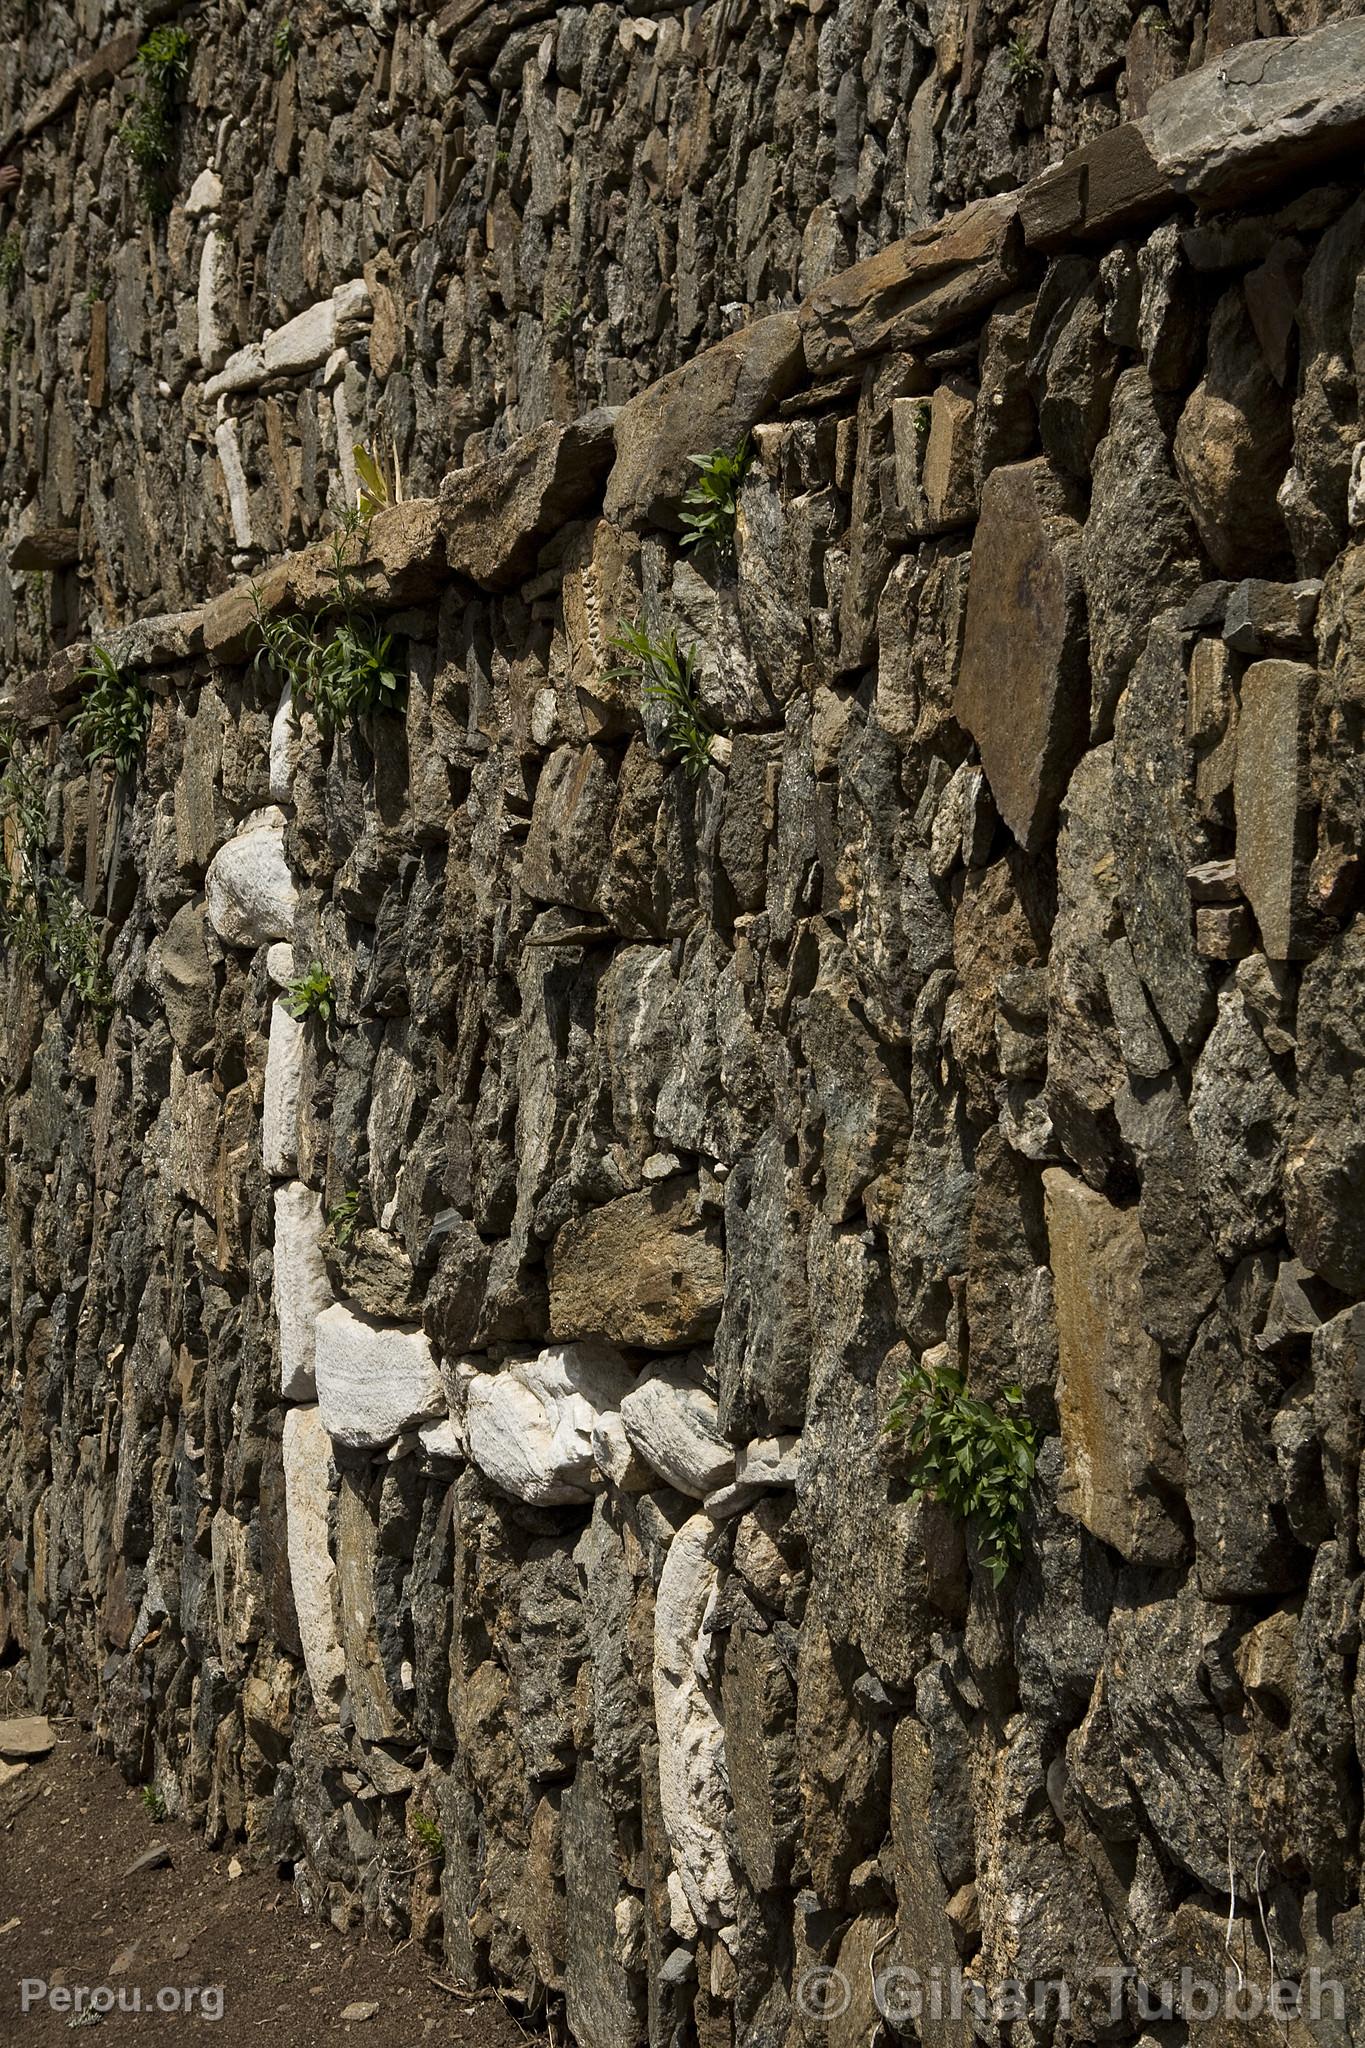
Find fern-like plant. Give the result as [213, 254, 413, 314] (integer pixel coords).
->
[609, 620, 716, 778]
[284, 961, 334, 1023]
[252, 490, 404, 737]
[74, 650, 152, 775]
[327, 1189, 362, 1247]
[885, 1359, 1038, 1585]
[679, 438, 752, 562]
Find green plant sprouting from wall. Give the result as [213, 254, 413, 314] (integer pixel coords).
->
[273, 19, 296, 69]
[74, 649, 152, 775]
[609, 620, 717, 778]
[1006, 33, 1044, 81]
[119, 27, 193, 217]
[140, 1783, 168, 1821]
[410, 1811, 445, 1859]
[252, 467, 404, 737]
[885, 1358, 1038, 1585]
[0, 728, 111, 1015]
[679, 438, 752, 562]
[284, 961, 335, 1023]
[327, 1188, 362, 1247]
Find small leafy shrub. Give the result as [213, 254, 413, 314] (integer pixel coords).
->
[285, 961, 334, 1023]
[140, 1783, 167, 1821]
[74, 649, 152, 775]
[410, 1812, 445, 1859]
[1006, 34, 1043, 81]
[273, 19, 296, 68]
[120, 28, 192, 216]
[609, 620, 716, 778]
[885, 1358, 1038, 1585]
[0, 232, 21, 298]
[327, 1189, 362, 1247]
[679, 438, 751, 562]
[252, 493, 404, 737]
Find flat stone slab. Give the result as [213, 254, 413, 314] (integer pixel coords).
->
[0, 1716, 54, 1760]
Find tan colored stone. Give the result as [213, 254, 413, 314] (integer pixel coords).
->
[1234, 658, 1315, 960]
[800, 195, 1023, 375]
[549, 1176, 724, 1348]
[443, 412, 618, 588]
[954, 461, 1088, 854]
[1043, 1168, 1187, 1564]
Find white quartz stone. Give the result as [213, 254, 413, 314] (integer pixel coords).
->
[733, 1434, 801, 1488]
[196, 228, 231, 372]
[281, 1405, 344, 1722]
[314, 1302, 445, 1450]
[265, 942, 295, 989]
[620, 1360, 734, 1499]
[204, 809, 296, 947]
[418, 1415, 465, 1463]
[186, 166, 223, 219]
[273, 1183, 331, 1400]
[465, 1343, 635, 1506]
[591, 1410, 652, 1493]
[269, 683, 297, 803]
[653, 1514, 736, 1929]
[262, 998, 306, 1178]
[214, 415, 253, 547]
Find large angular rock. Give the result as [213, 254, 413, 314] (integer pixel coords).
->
[1111, 615, 1213, 1058]
[1043, 1170, 1187, 1564]
[1233, 659, 1315, 960]
[1141, 20, 1365, 209]
[1188, 983, 1293, 1259]
[1286, 919, 1365, 1292]
[155, 898, 216, 1066]
[313, 1303, 446, 1449]
[441, 411, 617, 589]
[464, 1343, 635, 1507]
[1174, 288, 1292, 576]
[1105, 1587, 1244, 1890]
[619, 1359, 734, 1499]
[281, 1405, 344, 1722]
[603, 313, 803, 531]
[1182, 1275, 1300, 1601]
[1081, 368, 1205, 737]
[955, 461, 1088, 854]
[204, 810, 297, 949]
[273, 1184, 332, 1401]
[800, 196, 1024, 375]
[653, 1514, 735, 1929]
[262, 999, 306, 1179]
[548, 1177, 724, 1349]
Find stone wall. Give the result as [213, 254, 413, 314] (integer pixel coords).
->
[5, 8, 1365, 2048]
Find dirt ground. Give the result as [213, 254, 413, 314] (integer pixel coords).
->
[0, 1717, 536, 2048]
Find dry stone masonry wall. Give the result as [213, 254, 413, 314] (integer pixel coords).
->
[4, 8, 1365, 2048]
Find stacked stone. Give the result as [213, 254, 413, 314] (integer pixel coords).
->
[4, 17, 1365, 2048]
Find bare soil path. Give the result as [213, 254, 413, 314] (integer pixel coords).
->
[0, 1718, 534, 2048]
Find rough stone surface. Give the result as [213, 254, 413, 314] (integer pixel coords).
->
[465, 1344, 634, 1506]
[548, 1179, 725, 1349]
[204, 812, 297, 949]
[954, 461, 1088, 853]
[313, 1305, 446, 1450]
[619, 1360, 733, 1500]
[273, 1184, 332, 1401]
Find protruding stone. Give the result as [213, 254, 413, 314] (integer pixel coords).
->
[1141, 19, 1365, 209]
[1286, 920, 1365, 1293]
[1234, 659, 1314, 961]
[955, 461, 1088, 854]
[1043, 1169, 1187, 1564]
[273, 1184, 332, 1400]
[281, 1405, 344, 1722]
[619, 1360, 734, 1499]
[801, 195, 1024, 374]
[465, 1343, 635, 1506]
[604, 314, 803, 530]
[442, 411, 619, 588]
[313, 1303, 445, 1450]
[204, 810, 296, 948]
[653, 1514, 735, 1929]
